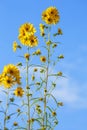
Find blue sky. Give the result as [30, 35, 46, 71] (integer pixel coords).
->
[0, 0, 87, 130]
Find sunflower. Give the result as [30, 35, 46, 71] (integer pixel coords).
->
[13, 41, 18, 52]
[15, 76, 21, 85]
[18, 33, 30, 46]
[2, 64, 21, 87]
[40, 56, 46, 62]
[24, 53, 30, 60]
[58, 102, 63, 106]
[42, 6, 60, 24]
[0, 73, 4, 86]
[39, 24, 45, 36]
[19, 23, 36, 35]
[18, 23, 37, 47]
[39, 24, 45, 32]
[28, 35, 38, 47]
[52, 111, 57, 116]
[42, 10, 48, 21]
[3, 76, 14, 88]
[35, 49, 41, 55]
[19, 33, 38, 47]
[14, 87, 24, 97]
[3, 64, 20, 77]
[58, 28, 63, 35]
[13, 122, 18, 126]
[34, 68, 38, 72]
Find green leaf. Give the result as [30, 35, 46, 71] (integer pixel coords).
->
[30, 99, 39, 107]
[0, 110, 5, 114]
[9, 112, 17, 117]
[34, 118, 42, 125]
[15, 127, 26, 130]
[46, 93, 58, 107]
[10, 103, 19, 107]
[46, 106, 53, 113]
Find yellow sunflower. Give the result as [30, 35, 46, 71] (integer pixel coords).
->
[18, 33, 38, 47]
[3, 64, 20, 77]
[40, 56, 46, 62]
[18, 23, 37, 47]
[42, 10, 48, 21]
[52, 111, 57, 116]
[2, 64, 21, 87]
[13, 122, 18, 126]
[35, 49, 41, 55]
[13, 41, 18, 52]
[24, 53, 30, 60]
[3, 76, 14, 88]
[0, 74, 3, 86]
[28, 35, 38, 47]
[14, 87, 24, 97]
[18, 33, 29, 46]
[58, 28, 63, 35]
[39, 24, 45, 32]
[19, 23, 36, 35]
[42, 6, 60, 24]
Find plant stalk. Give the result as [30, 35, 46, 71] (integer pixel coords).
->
[26, 55, 30, 130]
[4, 89, 9, 130]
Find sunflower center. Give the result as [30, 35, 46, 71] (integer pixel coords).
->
[31, 39, 34, 43]
[44, 14, 47, 18]
[42, 58, 45, 61]
[25, 27, 29, 31]
[10, 70, 14, 74]
[48, 18, 52, 22]
[51, 11, 54, 14]
[7, 79, 11, 83]
[17, 91, 20, 94]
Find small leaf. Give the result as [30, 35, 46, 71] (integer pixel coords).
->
[46, 93, 58, 107]
[46, 106, 53, 113]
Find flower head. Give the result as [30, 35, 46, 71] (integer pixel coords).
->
[39, 24, 45, 32]
[35, 49, 41, 55]
[52, 111, 57, 116]
[58, 102, 63, 106]
[2, 76, 14, 88]
[1, 64, 21, 88]
[34, 68, 38, 72]
[0, 73, 4, 86]
[57, 71, 62, 76]
[40, 56, 46, 62]
[19, 23, 36, 35]
[14, 87, 24, 97]
[58, 54, 64, 59]
[58, 28, 63, 35]
[13, 41, 18, 52]
[28, 35, 38, 47]
[24, 53, 30, 60]
[42, 6, 60, 24]
[18, 23, 38, 47]
[13, 122, 18, 126]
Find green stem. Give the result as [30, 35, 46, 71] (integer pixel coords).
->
[4, 89, 9, 130]
[26, 48, 30, 130]
[44, 35, 50, 129]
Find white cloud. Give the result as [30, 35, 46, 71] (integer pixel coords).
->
[52, 77, 87, 109]
[19, 65, 87, 109]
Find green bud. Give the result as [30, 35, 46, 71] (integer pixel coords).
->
[58, 54, 64, 59]
[57, 72, 62, 76]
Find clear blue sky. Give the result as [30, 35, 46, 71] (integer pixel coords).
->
[0, 0, 87, 130]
